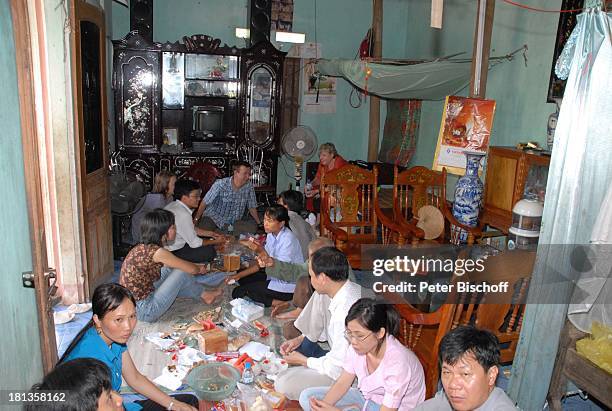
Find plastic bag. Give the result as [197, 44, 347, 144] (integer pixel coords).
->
[575, 321, 612, 374]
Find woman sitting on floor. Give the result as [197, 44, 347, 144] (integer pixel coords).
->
[300, 298, 426, 411]
[121, 208, 225, 322]
[131, 170, 176, 243]
[228, 205, 304, 307]
[60, 283, 199, 411]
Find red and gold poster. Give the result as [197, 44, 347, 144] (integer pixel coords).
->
[433, 96, 496, 175]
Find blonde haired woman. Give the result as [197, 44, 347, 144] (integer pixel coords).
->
[305, 143, 348, 212]
[131, 170, 177, 243]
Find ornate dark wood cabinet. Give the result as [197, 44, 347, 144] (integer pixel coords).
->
[112, 32, 285, 201]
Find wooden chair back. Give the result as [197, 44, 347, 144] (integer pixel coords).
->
[320, 164, 379, 268]
[450, 250, 535, 363]
[394, 302, 455, 399]
[393, 166, 447, 224]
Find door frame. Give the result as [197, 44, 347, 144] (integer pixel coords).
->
[10, 0, 58, 372]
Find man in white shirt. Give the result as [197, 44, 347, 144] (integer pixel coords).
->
[164, 179, 224, 263]
[274, 247, 362, 400]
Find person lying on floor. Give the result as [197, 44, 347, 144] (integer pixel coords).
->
[60, 283, 199, 411]
[300, 298, 426, 411]
[120, 209, 225, 322]
[227, 205, 303, 307]
[414, 325, 517, 411]
[164, 179, 225, 263]
[277, 189, 316, 260]
[27, 357, 124, 411]
[274, 247, 362, 401]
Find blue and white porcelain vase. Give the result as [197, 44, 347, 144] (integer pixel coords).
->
[452, 151, 485, 242]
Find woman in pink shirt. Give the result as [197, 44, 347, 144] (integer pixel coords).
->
[299, 298, 426, 411]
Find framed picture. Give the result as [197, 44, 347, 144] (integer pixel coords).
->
[162, 127, 179, 146]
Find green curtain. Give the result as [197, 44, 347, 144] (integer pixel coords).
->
[316, 59, 476, 100]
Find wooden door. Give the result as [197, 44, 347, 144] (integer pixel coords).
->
[1, 0, 57, 382]
[73, 1, 113, 292]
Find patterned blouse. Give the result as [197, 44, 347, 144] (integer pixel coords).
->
[119, 244, 163, 301]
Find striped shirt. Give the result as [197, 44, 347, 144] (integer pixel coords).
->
[202, 177, 258, 228]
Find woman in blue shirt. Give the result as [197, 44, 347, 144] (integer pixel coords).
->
[60, 283, 198, 411]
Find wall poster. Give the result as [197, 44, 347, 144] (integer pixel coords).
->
[433, 96, 496, 175]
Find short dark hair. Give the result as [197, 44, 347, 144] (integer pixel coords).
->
[174, 179, 201, 200]
[27, 358, 112, 411]
[232, 161, 252, 173]
[140, 208, 174, 246]
[279, 190, 304, 213]
[438, 325, 501, 372]
[265, 205, 290, 226]
[310, 247, 349, 282]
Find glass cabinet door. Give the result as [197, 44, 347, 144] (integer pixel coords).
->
[246, 64, 275, 147]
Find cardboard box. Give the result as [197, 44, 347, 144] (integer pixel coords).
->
[196, 328, 228, 354]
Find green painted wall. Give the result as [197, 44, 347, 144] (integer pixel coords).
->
[110, 1, 560, 193]
[0, 0, 44, 389]
[406, 0, 561, 187]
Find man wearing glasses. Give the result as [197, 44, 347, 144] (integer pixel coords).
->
[164, 179, 224, 263]
[274, 247, 362, 401]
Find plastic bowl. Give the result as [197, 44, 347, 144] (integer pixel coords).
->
[186, 363, 241, 401]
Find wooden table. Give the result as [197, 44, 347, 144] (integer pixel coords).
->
[547, 319, 612, 410]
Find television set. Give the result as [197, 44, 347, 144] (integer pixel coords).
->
[192, 105, 223, 139]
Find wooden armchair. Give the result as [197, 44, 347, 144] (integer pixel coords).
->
[395, 302, 455, 399]
[320, 164, 405, 268]
[450, 249, 535, 363]
[390, 166, 481, 245]
[390, 250, 534, 398]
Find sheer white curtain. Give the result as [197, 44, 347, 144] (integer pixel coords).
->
[508, 8, 612, 409]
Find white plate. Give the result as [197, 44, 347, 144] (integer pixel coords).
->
[54, 311, 75, 324]
[67, 303, 92, 314]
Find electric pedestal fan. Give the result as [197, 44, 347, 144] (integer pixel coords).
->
[281, 126, 318, 189]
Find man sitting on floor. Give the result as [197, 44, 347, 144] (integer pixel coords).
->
[164, 179, 224, 263]
[414, 325, 517, 411]
[255, 237, 357, 339]
[274, 247, 362, 401]
[195, 160, 261, 236]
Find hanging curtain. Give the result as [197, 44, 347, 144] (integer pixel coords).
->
[378, 100, 422, 166]
[508, 8, 612, 409]
[316, 59, 474, 100]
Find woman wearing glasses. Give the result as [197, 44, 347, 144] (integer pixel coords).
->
[299, 298, 426, 411]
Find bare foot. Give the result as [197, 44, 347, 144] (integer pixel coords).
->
[201, 288, 223, 305]
[275, 307, 302, 320]
[271, 301, 290, 317]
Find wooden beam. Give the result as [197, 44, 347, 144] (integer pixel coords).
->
[469, 0, 495, 98]
[368, 0, 383, 162]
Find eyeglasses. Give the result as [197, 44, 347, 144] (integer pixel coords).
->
[189, 193, 202, 199]
[344, 330, 372, 342]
